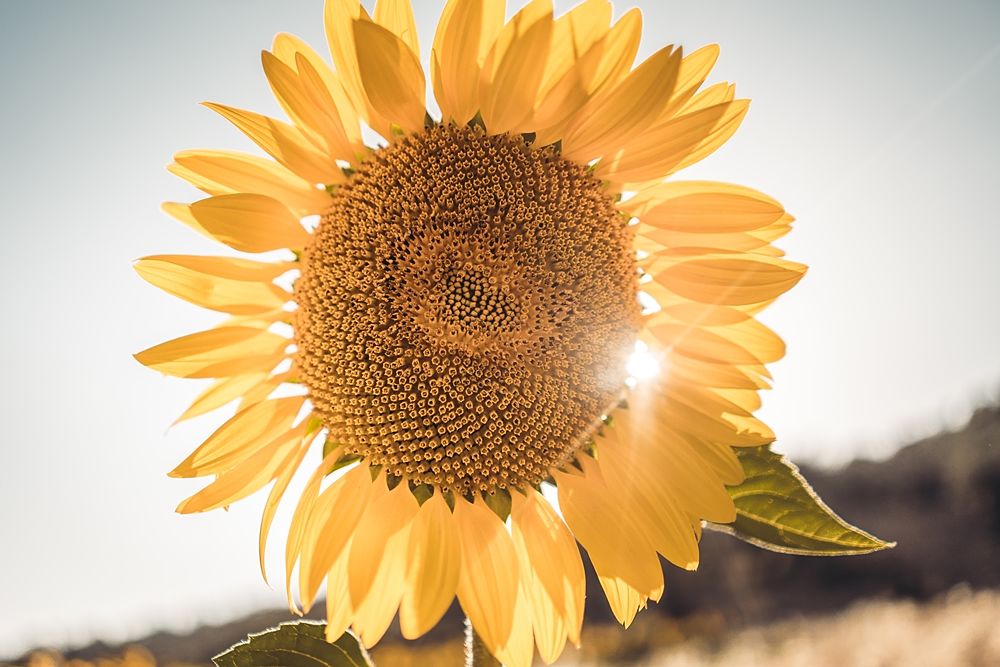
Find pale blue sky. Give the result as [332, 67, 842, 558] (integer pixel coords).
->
[1, 0, 998, 657]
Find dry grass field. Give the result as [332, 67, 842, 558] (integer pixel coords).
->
[15, 587, 999, 667]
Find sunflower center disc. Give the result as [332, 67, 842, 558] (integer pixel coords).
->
[295, 124, 639, 494]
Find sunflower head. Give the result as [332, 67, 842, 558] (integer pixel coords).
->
[136, 1, 805, 665]
[295, 123, 640, 496]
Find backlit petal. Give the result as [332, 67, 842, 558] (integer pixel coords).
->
[176, 420, 307, 513]
[188, 194, 311, 253]
[399, 493, 462, 639]
[400, 493, 462, 639]
[259, 427, 316, 583]
[374, 0, 420, 56]
[649, 253, 806, 306]
[297, 463, 373, 612]
[134, 326, 289, 379]
[561, 44, 682, 163]
[494, 587, 535, 667]
[432, 0, 504, 125]
[169, 149, 330, 217]
[597, 100, 749, 184]
[479, 0, 554, 134]
[271, 32, 364, 150]
[555, 460, 664, 597]
[169, 396, 305, 478]
[510, 490, 584, 644]
[455, 497, 519, 653]
[134, 256, 290, 315]
[203, 102, 344, 184]
[350, 482, 415, 647]
[325, 0, 393, 138]
[261, 50, 355, 162]
[174, 372, 269, 424]
[352, 19, 427, 135]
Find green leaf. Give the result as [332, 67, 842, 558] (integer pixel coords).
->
[213, 621, 372, 667]
[712, 446, 895, 556]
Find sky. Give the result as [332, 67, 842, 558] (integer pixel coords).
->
[1, 0, 998, 657]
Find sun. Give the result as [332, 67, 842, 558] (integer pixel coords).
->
[136, 1, 805, 665]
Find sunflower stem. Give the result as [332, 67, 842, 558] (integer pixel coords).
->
[464, 617, 501, 667]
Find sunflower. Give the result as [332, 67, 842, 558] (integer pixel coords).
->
[136, 0, 805, 664]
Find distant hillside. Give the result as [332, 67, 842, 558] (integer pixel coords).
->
[9, 403, 1000, 665]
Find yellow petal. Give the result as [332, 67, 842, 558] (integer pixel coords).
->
[609, 389, 736, 523]
[259, 426, 317, 583]
[324, 0, 393, 139]
[134, 256, 290, 315]
[189, 194, 311, 253]
[584, 7, 641, 96]
[352, 19, 426, 135]
[624, 181, 785, 233]
[658, 302, 750, 327]
[524, 32, 605, 140]
[494, 587, 535, 667]
[643, 379, 774, 447]
[285, 450, 342, 613]
[350, 486, 415, 647]
[297, 464, 373, 612]
[719, 317, 786, 365]
[169, 149, 330, 217]
[261, 50, 355, 163]
[521, 573, 566, 664]
[650, 253, 806, 306]
[681, 433, 744, 486]
[540, 0, 611, 91]
[161, 201, 211, 239]
[723, 413, 776, 446]
[374, 0, 419, 56]
[271, 32, 364, 150]
[400, 493, 462, 639]
[432, 0, 504, 125]
[510, 490, 584, 645]
[348, 479, 418, 611]
[176, 419, 306, 513]
[639, 225, 781, 254]
[659, 44, 720, 120]
[203, 102, 344, 184]
[530, 7, 641, 145]
[325, 541, 354, 641]
[598, 576, 648, 628]
[479, 0, 554, 134]
[597, 100, 749, 185]
[168, 396, 305, 478]
[135, 326, 289, 379]
[670, 95, 749, 175]
[663, 353, 771, 391]
[455, 497, 519, 653]
[651, 323, 770, 366]
[137, 254, 295, 282]
[174, 372, 269, 424]
[677, 81, 736, 115]
[561, 44, 682, 163]
[555, 459, 664, 597]
[596, 425, 703, 567]
[237, 369, 295, 413]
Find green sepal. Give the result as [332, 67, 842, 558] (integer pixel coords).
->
[712, 445, 894, 556]
[482, 488, 512, 520]
[409, 481, 434, 506]
[212, 622, 371, 667]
